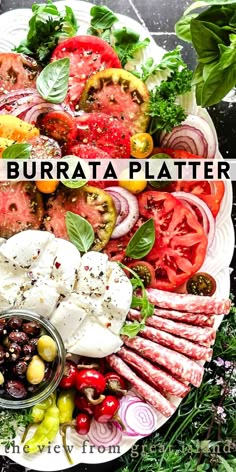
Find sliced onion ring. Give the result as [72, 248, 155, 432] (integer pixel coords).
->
[118, 399, 156, 437]
[160, 114, 216, 159]
[106, 187, 139, 238]
[172, 191, 215, 248]
[106, 189, 129, 226]
[87, 418, 122, 447]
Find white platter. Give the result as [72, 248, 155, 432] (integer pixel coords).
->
[0, 1, 234, 469]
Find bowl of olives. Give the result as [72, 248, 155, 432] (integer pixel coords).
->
[0, 309, 66, 409]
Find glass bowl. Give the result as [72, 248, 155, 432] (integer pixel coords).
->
[0, 309, 66, 409]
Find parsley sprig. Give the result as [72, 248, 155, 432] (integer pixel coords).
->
[148, 68, 193, 134]
[119, 263, 154, 337]
[0, 409, 32, 448]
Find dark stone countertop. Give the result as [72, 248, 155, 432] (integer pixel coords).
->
[0, 1, 235, 472]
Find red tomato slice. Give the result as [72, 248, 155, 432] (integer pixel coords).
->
[51, 36, 121, 108]
[138, 191, 208, 291]
[0, 53, 39, 94]
[152, 148, 204, 159]
[103, 235, 131, 262]
[75, 113, 131, 158]
[40, 111, 77, 143]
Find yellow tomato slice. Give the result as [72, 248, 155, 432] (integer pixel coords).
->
[131, 133, 154, 159]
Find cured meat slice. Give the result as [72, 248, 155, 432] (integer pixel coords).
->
[122, 336, 204, 387]
[147, 288, 231, 315]
[143, 315, 215, 347]
[129, 308, 214, 327]
[118, 347, 190, 398]
[139, 326, 213, 361]
[106, 354, 175, 417]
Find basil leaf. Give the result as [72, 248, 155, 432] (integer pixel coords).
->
[90, 5, 118, 30]
[66, 211, 94, 253]
[126, 219, 155, 259]
[201, 61, 236, 107]
[185, 0, 236, 16]
[2, 143, 32, 159]
[113, 27, 150, 66]
[120, 320, 145, 338]
[36, 58, 70, 104]
[175, 14, 197, 42]
[190, 20, 224, 63]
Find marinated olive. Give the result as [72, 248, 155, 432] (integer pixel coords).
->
[26, 355, 45, 385]
[0, 346, 5, 365]
[5, 343, 22, 362]
[5, 380, 27, 399]
[7, 317, 22, 331]
[37, 335, 57, 362]
[0, 319, 7, 336]
[22, 344, 34, 358]
[22, 321, 41, 337]
[0, 372, 4, 385]
[8, 331, 29, 345]
[27, 383, 40, 394]
[28, 338, 38, 352]
[3, 336, 9, 347]
[14, 361, 28, 376]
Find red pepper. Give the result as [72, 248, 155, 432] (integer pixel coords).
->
[59, 360, 77, 389]
[104, 372, 127, 396]
[74, 394, 95, 415]
[75, 413, 91, 435]
[94, 395, 125, 429]
[75, 369, 106, 405]
[77, 357, 105, 374]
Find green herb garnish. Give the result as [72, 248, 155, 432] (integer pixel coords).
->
[66, 211, 94, 253]
[0, 409, 32, 448]
[36, 58, 70, 104]
[132, 46, 186, 82]
[148, 68, 193, 134]
[120, 263, 154, 337]
[87, 5, 118, 42]
[113, 27, 150, 67]
[126, 219, 155, 259]
[2, 143, 32, 159]
[14, 0, 78, 66]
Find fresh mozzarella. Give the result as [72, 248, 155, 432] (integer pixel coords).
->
[17, 282, 59, 318]
[50, 293, 86, 346]
[76, 252, 108, 297]
[99, 262, 133, 334]
[68, 316, 123, 357]
[0, 231, 54, 268]
[51, 239, 81, 295]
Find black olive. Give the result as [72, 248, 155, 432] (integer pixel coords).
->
[8, 331, 29, 345]
[22, 321, 41, 337]
[0, 319, 7, 336]
[5, 380, 27, 399]
[22, 344, 34, 357]
[0, 345, 5, 365]
[28, 338, 38, 352]
[7, 317, 23, 331]
[5, 343, 22, 362]
[14, 360, 28, 376]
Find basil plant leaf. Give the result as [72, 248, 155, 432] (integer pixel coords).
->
[66, 211, 95, 253]
[36, 58, 70, 103]
[2, 143, 32, 159]
[126, 219, 155, 259]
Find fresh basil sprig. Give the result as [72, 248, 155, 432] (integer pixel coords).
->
[120, 263, 154, 337]
[36, 58, 70, 104]
[126, 219, 155, 259]
[66, 211, 94, 253]
[87, 5, 118, 41]
[2, 143, 32, 159]
[113, 27, 150, 67]
[132, 46, 186, 82]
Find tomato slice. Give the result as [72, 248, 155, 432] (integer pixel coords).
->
[127, 261, 155, 287]
[40, 111, 77, 143]
[151, 148, 204, 159]
[51, 36, 121, 108]
[75, 113, 131, 159]
[79, 69, 150, 135]
[131, 133, 154, 158]
[169, 181, 225, 218]
[0, 182, 43, 238]
[29, 135, 61, 159]
[0, 53, 39, 94]
[138, 191, 208, 291]
[44, 185, 116, 251]
[186, 272, 216, 296]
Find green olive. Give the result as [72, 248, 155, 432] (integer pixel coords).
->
[37, 335, 57, 362]
[0, 372, 4, 385]
[26, 355, 45, 385]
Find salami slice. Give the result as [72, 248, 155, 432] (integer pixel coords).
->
[106, 354, 175, 417]
[129, 308, 214, 327]
[139, 326, 213, 361]
[118, 347, 190, 398]
[122, 336, 204, 387]
[142, 315, 216, 347]
[147, 288, 231, 315]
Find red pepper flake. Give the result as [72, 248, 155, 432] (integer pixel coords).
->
[106, 286, 109, 290]
[106, 323, 111, 328]
[114, 278, 119, 283]
[55, 262, 61, 269]
[84, 266, 89, 271]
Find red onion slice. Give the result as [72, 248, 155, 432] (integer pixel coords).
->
[108, 191, 121, 216]
[172, 191, 215, 248]
[160, 114, 216, 159]
[0, 88, 36, 109]
[88, 418, 122, 447]
[106, 189, 129, 226]
[24, 103, 64, 124]
[119, 399, 156, 437]
[106, 187, 139, 238]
